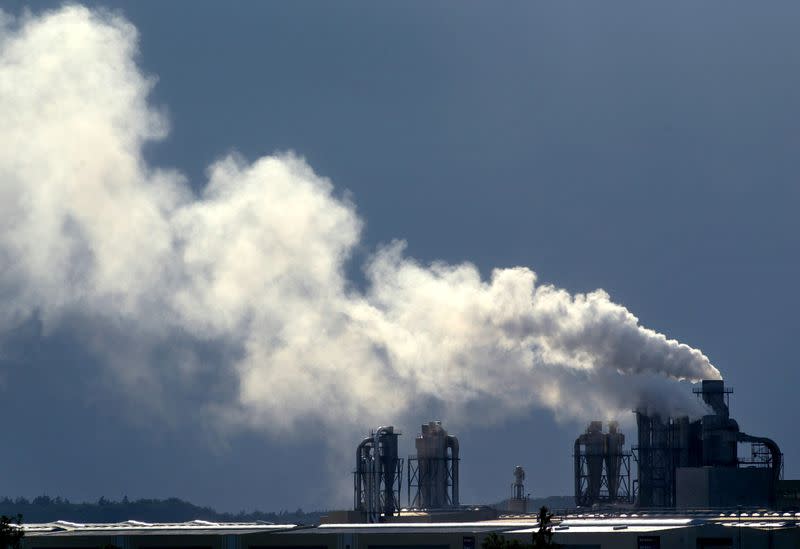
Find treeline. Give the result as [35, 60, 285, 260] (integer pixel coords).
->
[0, 496, 326, 525]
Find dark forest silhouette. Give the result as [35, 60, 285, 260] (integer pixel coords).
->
[0, 496, 324, 525]
[0, 495, 572, 527]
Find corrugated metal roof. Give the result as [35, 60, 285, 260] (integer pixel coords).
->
[22, 520, 297, 536]
[560, 518, 699, 526]
[20, 513, 800, 537]
[298, 526, 518, 535]
[507, 525, 689, 534]
[316, 521, 537, 530]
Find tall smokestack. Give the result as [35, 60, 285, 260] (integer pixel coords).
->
[698, 379, 730, 418]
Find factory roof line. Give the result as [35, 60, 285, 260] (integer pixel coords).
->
[507, 525, 690, 534]
[505, 516, 698, 535]
[19, 512, 800, 535]
[304, 525, 530, 535]
[505, 508, 800, 517]
[560, 518, 699, 526]
[505, 514, 800, 534]
[314, 521, 538, 532]
[21, 520, 298, 535]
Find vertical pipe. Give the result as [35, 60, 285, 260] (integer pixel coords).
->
[636, 411, 652, 507]
[574, 437, 583, 506]
[372, 430, 380, 521]
[355, 437, 372, 513]
[605, 422, 624, 501]
[447, 435, 459, 506]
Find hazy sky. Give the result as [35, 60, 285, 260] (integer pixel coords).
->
[1, 2, 799, 513]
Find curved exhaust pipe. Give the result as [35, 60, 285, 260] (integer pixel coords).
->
[737, 432, 782, 486]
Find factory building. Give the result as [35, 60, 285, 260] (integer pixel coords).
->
[18, 513, 800, 549]
[574, 379, 786, 510]
[635, 379, 781, 509]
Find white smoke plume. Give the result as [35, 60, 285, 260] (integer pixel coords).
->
[0, 6, 719, 437]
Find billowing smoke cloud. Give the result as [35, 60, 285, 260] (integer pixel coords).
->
[0, 6, 719, 439]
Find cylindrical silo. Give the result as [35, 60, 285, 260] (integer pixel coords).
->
[414, 421, 458, 508]
[354, 425, 402, 521]
[584, 421, 605, 502]
[604, 421, 625, 500]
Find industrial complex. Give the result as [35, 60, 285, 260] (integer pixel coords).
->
[16, 380, 800, 548]
[574, 380, 784, 510]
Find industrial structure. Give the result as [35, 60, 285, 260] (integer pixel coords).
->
[353, 421, 460, 522]
[574, 421, 632, 507]
[12, 380, 799, 548]
[408, 421, 460, 509]
[354, 380, 792, 530]
[508, 466, 528, 513]
[354, 426, 403, 522]
[573, 380, 786, 510]
[634, 379, 782, 508]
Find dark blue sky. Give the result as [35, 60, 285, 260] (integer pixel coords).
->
[2, 1, 799, 512]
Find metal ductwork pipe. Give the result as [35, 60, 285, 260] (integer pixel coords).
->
[573, 437, 582, 506]
[605, 421, 625, 500]
[355, 436, 373, 513]
[737, 432, 782, 486]
[699, 379, 730, 418]
[446, 434, 459, 506]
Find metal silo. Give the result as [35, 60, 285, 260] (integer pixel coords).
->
[604, 421, 625, 500]
[575, 421, 632, 507]
[585, 421, 605, 502]
[354, 426, 403, 522]
[574, 421, 605, 506]
[408, 421, 459, 508]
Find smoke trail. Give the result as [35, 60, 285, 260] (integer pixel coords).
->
[0, 6, 719, 437]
